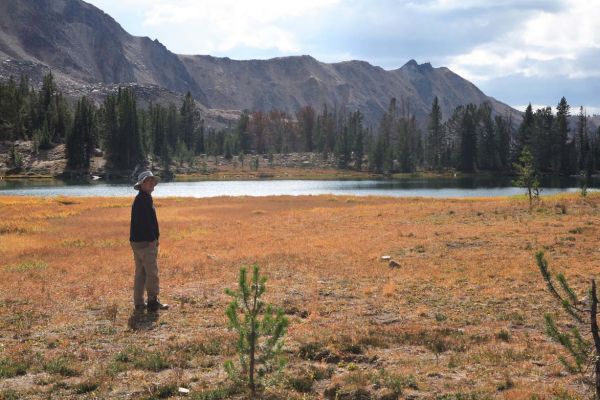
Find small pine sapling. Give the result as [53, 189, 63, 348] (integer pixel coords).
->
[535, 251, 600, 397]
[513, 147, 540, 208]
[224, 265, 288, 396]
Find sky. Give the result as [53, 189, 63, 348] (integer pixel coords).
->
[87, 0, 600, 114]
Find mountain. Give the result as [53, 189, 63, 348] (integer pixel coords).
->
[0, 0, 519, 127]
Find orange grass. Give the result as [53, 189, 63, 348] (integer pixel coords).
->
[1, 193, 600, 398]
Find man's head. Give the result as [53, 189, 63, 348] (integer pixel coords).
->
[134, 171, 159, 193]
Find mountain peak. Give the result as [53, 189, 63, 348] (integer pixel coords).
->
[0, 0, 519, 127]
[403, 59, 419, 68]
[401, 59, 433, 72]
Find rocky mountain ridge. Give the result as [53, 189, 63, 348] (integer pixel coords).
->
[0, 0, 520, 127]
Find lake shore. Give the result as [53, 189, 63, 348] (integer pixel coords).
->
[1, 193, 598, 398]
[1, 140, 499, 183]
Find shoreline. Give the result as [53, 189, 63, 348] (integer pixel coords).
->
[0, 168, 509, 182]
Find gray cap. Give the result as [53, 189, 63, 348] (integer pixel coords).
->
[133, 170, 160, 190]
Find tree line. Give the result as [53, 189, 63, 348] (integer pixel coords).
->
[1, 72, 599, 176]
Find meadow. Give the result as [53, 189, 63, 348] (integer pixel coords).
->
[0, 193, 599, 399]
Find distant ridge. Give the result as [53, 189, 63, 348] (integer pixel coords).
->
[0, 0, 519, 126]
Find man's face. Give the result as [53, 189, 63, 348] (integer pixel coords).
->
[140, 178, 156, 194]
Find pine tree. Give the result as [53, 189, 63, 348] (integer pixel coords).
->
[576, 106, 591, 175]
[458, 104, 477, 173]
[296, 105, 316, 152]
[495, 114, 511, 171]
[100, 94, 119, 166]
[165, 103, 179, 152]
[38, 121, 53, 150]
[512, 146, 539, 208]
[477, 102, 497, 170]
[224, 265, 288, 396]
[515, 103, 534, 162]
[531, 107, 554, 172]
[116, 88, 143, 170]
[150, 104, 166, 158]
[237, 111, 251, 153]
[351, 111, 365, 171]
[535, 252, 600, 397]
[334, 121, 351, 169]
[397, 118, 411, 173]
[368, 133, 385, 173]
[180, 91, 197, 151]
[195, 119, 205, 154]
[66, 97, 95, 171]
[555, 97, 571, 175]
[426, 96, 444, 171]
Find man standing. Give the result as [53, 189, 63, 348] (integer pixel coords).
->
[130, 170, 168, 312]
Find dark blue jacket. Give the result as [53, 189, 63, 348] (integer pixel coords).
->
[130, 191, 159, 242]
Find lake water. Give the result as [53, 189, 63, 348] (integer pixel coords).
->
[0, 176, 595, 198]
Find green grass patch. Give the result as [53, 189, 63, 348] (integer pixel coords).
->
[287, 374, 314, 393]
[43, 357, 79, 377]
[62, 239, 88, 248]
[133, 351, 170, 372]
[0, 357, 29, 378]
[496, 329, 511, 342]
[373, 369, 418, 395]
[190, 385, 240, 400]
[142, 384, 178, 400]
[0, 389, 21, 400]
[4, 260, 47, 272]
[436, 393, 493, 400]
[74, 381, 100, 394]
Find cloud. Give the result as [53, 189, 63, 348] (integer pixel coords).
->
[86, 0, 600, 109]
[137, 0, 341, 54]
[446, 0, 600, 81]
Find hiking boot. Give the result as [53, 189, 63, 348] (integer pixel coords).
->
[147, 298, 169, 311]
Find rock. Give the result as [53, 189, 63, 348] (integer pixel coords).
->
[389, 260, 401, 268]
[94, 148, 103, 157]
[380, 255, 391, 261]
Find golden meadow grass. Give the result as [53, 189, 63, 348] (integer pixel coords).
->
[1, 193, 600, 398]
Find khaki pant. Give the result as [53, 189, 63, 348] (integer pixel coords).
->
[130, 240, 159, 306]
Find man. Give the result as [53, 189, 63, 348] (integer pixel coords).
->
[130, 170, 168, 312]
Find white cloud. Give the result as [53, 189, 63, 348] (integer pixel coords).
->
[446, 0, 600, 82]
[134, 0, 340, 54]
[86, 0, 600, 109]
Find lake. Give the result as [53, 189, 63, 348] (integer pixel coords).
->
[0, 175, 595, 198]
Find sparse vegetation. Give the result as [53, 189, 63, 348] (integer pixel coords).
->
[224, 265, 288, 396]
[0, 357, 28, 378]
[0, 193, 599, 398]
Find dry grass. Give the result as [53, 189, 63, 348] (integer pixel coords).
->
[1, 193, 600, 398]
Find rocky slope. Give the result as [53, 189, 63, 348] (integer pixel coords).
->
[179, 55, 516, 126]
[0, 0, 519, 127]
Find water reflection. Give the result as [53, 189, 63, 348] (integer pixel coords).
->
[0, 175, 595, 198]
